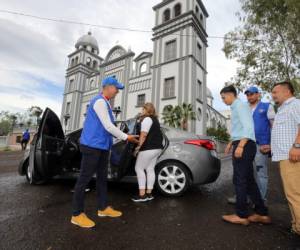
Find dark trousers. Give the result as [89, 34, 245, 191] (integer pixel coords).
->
[72, 145, 109, 216]
[232, 140, 268, 218]
[21, 139, 29, 150]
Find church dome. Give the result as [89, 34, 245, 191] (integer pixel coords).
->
[207, 88, 213, 99]
[75, 32, 99, 51]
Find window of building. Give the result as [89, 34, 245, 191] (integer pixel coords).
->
[75, 57, 79, 64]
[197, 108, 202, 121]
[200, 14, 203, 21]
[66, 102, 71, 114]
[69, 79, 74, 92]
[197, 43, 202, 63]
[174, 3, 181, 17]
[195, 6, 199, 14]
[93, 60, 97, 69]
[140, 63, 147, 74]
[71, 58, 75, 67]
[165, 40, 177, 61]
[90, 79, 94, 89]
[164, 77, 175, 98]
[197, 80, 202, 100]
[137, 94, 146, 107]
[163, 9, 171, 22]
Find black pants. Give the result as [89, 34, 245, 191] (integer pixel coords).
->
[72, 145, 109, 216]
[21, 139, 29, 150]
[232, 140, 268, 218]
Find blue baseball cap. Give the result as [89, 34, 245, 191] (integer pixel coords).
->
[102, 76, 124, 90]
[244, 86, 259, 94]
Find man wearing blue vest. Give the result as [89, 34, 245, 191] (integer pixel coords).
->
[71, 76, 139, 228]
[245, 86, 275, 201]
[21, 129, 30, 150]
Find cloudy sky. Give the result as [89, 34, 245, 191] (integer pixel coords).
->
[0, 0, 241, 116]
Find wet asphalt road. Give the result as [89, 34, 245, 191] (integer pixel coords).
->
[0, 151, 300, 250]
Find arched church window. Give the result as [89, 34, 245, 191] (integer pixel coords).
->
[163, 9, 171, 22]
[174, 3, 181, 17]
[93, 60, 98, 69]
[71, 58, 75, 67]
[140, 63, 147, 74]
[195, 6, 199, 15]
[75, 57, 79, 64]
[200, 13, 203, 21]
[90, 80, 94, 89]
[197, 108, 202, 121]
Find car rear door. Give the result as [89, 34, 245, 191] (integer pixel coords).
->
[109, 119, 137, 179]
[33, 108, 65, 179]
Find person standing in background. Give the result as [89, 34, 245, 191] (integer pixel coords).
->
[271, 81, 300, 235]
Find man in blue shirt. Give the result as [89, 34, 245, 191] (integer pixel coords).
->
[21, 129, 30, 150]
[227, 86, 275, 203]
[220, 85, 271, 226]
[71, 76, 139, 228]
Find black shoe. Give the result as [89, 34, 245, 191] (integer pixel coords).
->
[132, 194, 148, 202]
[146, 193, 154, 201]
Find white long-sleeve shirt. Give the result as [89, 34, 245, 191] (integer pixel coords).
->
[93, 99, 128, 141]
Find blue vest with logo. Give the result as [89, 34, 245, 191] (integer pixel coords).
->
[253, 102, 271, 145]
[80, 94, 115, 150]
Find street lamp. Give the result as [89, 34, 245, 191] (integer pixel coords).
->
[64, 113, 71, 134]
[112, 106, 122, 120]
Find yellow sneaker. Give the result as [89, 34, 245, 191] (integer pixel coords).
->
[98, 206, 122, 218]
[71, 213, 95, 228]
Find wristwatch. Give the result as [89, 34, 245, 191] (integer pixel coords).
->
[293, 143, 300, 149]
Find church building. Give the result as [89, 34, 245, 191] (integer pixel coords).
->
[61, 0, 227, 135]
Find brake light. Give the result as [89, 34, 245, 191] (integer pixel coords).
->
[184, 139, 216, 151]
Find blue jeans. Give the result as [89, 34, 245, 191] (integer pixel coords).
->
[72, 145, 109, 216]
[254, 146, 269, 201]
[232, 140, 268, 218]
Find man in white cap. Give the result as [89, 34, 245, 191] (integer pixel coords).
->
[71, 76, 139, 228]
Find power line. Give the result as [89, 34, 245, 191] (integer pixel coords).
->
[1, 9, 297, 44]
[0, 9, 242, 40]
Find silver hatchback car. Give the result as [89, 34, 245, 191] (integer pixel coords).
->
[19, 108, 221, 197]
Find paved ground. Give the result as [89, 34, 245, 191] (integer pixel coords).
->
[0, 151, 300, 250]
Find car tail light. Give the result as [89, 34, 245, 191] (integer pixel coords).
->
[184, 139, 216, 151]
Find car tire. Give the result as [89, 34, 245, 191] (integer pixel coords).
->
[25, 160, 45, 185]
[156, 161, 191, 197]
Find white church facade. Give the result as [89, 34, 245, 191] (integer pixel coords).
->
[61, 0, 227, 135]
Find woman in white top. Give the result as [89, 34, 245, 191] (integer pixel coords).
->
[132, 103, 163, 202]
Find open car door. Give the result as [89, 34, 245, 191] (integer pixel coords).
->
[108, 119, 138, 179]
[27, 108, 65, 184]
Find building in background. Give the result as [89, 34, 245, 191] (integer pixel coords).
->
[61, 0, 226, 134]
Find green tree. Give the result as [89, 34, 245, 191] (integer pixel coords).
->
[161, 103, 196, 130]
[223, 0, 300, 94]
[29, 106, 43, 126]
[207, 123, 230, 142]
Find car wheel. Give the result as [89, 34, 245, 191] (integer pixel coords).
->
[25, 160, 45, 185]
[156, 161, 191, 197]
[24, 160, 30, 183]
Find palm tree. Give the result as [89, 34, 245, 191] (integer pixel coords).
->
[162, 105, 177, 128]
[162, 103, 196, 130]
[180, 103, 196, 131]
